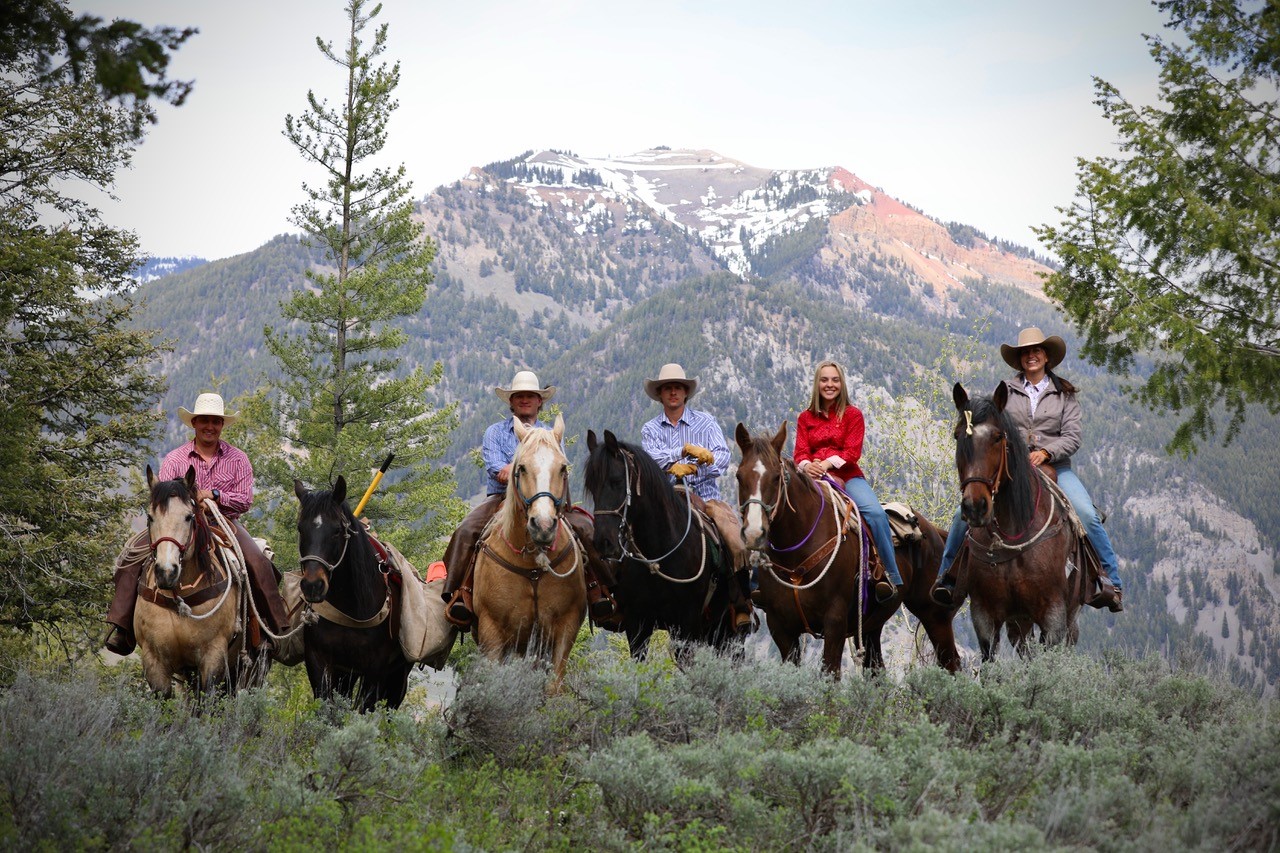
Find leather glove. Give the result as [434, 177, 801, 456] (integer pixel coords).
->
[682, 443, 715, 465]
[667, 462, 698, 479]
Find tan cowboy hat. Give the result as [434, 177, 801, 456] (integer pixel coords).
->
[178, 392, 239, 427]
[1001, 327, 1067, 371]
[495, 370, 556, 403]
[644, 363, 699, 402]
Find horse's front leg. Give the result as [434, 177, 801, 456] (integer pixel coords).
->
[822, 608, 850, 677]
[970, 603, 1002, 662]
[139, 648, 175, 698]
[626, 622, 654, 661]
[1036, 600, 1069, 648]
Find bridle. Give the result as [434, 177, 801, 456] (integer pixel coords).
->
[740, 456, 824, 553]
[299, 513, 353, 575]
[148, 494, 197, 556]
[958, 420, 1009, 497]
[593, 447, 695, 570]
[511, 460, 569, 515]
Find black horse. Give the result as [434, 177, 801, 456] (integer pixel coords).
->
[584, 430, 741, 659]
[293, 476, 412, 711]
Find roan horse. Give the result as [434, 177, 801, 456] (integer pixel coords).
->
[735, 423, 961, 675]
[472, 415, 586, 688]
[293, 476, 412, 710]
[134, 465, 259, 698]
[584, 430, 741, 660]
[951, 382, 1085, 659]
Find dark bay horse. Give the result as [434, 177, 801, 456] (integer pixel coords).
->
[951, 382, 1084, 660]
[293, 476, 412, 711]
[584, 430, 740, 660]
[134, 465, 255, 698]
[735, 423, 960, 675]
[473, 415, 586, 689]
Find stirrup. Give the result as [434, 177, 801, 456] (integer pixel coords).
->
[444, 588, 474, 629]
[874, 580, 898, 604]
[931, 574, 958, 609]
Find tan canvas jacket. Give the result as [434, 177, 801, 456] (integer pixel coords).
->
[1001, 376, 1082, 470]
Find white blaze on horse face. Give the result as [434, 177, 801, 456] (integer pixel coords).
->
[525, 442, 562, 526]
[151, 495, 190, 586]
[312, 514, 325, 528]
[741, 459, 768, 547]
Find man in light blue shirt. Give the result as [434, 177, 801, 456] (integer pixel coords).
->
[640, 363, 753, 633]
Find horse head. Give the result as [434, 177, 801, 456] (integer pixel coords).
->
[146, 464, 201, 589]
[585, 429, 629, 561]
[953, 382, 1032, 529]
[294, 475, 352, 603]
[509, 414, 568, 548]
[735, 421, 789, 551]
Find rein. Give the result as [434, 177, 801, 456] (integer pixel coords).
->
[766, 464, 824, 553]
[595, 448, 701, 579]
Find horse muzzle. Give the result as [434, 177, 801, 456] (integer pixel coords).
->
[153, 560, 182, 590]
[960, 493, 993, 527]
[299, 566, 329, 603]
[527, 515, 558, 548]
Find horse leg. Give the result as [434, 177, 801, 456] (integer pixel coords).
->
[822, 612, 850, 678]
[1037, 600, 1070, 647]
[767, 621, 801, 665]
[1007, 619, 1034, 657]
[139, 647, 175, 698]
[626, 623, 653, 661]
[971, 604, 1001, 662]
[917, 613, 962, 673]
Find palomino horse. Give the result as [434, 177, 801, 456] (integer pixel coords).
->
[472, 415, 586, 688]
[134, 465, 255, 698]
[951, 382, 1084, 659]
[293, 476, 412, 710]
[735, 423, 960, 675]
[584, 429, 741, 660]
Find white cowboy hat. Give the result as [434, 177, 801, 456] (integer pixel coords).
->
[1000, 327, 1067, 371]
[644, 363, 699, 402]
[178, 392, 239, 427]
[495, 370, 557, 403]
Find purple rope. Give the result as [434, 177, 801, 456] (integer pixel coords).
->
[767, 475, 826, 553]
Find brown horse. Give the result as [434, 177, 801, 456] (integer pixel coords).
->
[134, 465, 257, 698]
[473, 415, 586, 689]
[735, 423, 960, 675]
[951, 382, 1084, 659]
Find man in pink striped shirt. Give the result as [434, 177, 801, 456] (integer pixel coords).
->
[104, 394, 289, 656]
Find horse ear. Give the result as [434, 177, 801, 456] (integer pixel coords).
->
[512, 415, 529, 442]
[772, 421, 788, 454]
[603, 430, 619, 453]
[734, 422, 751, 452]
[587, 430, 599, 452]
[993, 381, 1009, 412]
[184, 465, 197, 493]
[334, 475, 347, 505]
[953, 382, 969, 412]
[146, 465, 155, 490]
[294, 478, 307, 501]
[552, 413, 565, 443]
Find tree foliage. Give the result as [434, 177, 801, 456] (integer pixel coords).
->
[1037, 0, 1280, 454]
[0, 0, 181, 632]
[246, 0, 462, 563]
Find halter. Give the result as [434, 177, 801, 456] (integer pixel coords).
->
[299, 514, 353, 574]
[593, 447, 696, 571]
[958, 426, 1009, 496]
[740, 457, 792, 528]
[148, 494, 197, 555]
[765, 465, 827, 554]
[512, 463, 569, 513]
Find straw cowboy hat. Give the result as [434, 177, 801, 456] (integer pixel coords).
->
[1001, 327, 1067, 371]
[644, 363, 699, 402]
[178, 392, 239, 427]
[495, 370, 557, 403]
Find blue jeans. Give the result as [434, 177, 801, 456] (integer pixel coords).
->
[843, 477, 904, 586]
[936, 466, 1122, 590]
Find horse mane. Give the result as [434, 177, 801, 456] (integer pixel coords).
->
[150, 477, 213, 575]
[497, 427, 565, 542]
[957, 394, 1036, 530]
[297, 485, 382, 616]
[585, 437, 683, 523]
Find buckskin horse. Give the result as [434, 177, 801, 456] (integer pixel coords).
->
[472, 415, 586, 689]
[584, 429, 741, 660]
[951, 382, 1085, 659]
[735, 423, 960, 675]
[293, 476, 412, 710]
[134, 465, 261, 698]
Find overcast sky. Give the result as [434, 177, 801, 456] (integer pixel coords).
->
[80, 0, 1169, 262]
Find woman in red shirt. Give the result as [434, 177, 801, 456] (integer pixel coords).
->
[794, 360, 903, 602]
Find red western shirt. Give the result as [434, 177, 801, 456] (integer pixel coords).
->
[794, 405, 865, 484]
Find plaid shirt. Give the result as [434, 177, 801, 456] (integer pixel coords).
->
[640, 407, 729, 501]
[157, 440, 254, 519]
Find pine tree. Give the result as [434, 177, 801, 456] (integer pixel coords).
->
[0, 0, 188, 634]
[1221, 611, 1230, 639]
[243, 0, 463, 563]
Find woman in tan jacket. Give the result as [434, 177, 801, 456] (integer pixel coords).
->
[931, 328, 1123, 612]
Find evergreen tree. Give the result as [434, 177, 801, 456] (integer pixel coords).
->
[246, 0, 462, 562]
[0, 0, 183, 635]
[1037, 0, 1280, 453]
[1221, 611, 1230, 639]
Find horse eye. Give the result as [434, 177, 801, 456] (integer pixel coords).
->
[185, 513, 194, 523]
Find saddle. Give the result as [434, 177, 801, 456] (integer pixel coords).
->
[812, 483, 888, 584]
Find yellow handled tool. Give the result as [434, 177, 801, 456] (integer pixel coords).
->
[354, 453, 395, 518]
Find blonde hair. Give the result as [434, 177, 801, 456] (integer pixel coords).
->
[807, 360, 850, 417]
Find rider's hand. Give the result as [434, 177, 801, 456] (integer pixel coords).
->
[1030, 449, 1050, 467]
[497, 464, 512, 484]
[803, 460, 827, 480]
[668, 462, 698, 479]
[682, 443, 715, 465]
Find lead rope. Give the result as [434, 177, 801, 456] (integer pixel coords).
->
[848, 494, 867, 671]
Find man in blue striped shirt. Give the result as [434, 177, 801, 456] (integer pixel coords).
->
[641, 363, 753, 633]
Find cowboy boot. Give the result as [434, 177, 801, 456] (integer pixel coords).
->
[731, 568, 755, 633]
[104, 544, 146, 656]
[931, 570, 959, 608]
[584, 567, 617, 623]
[444, 577, 476, 630]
